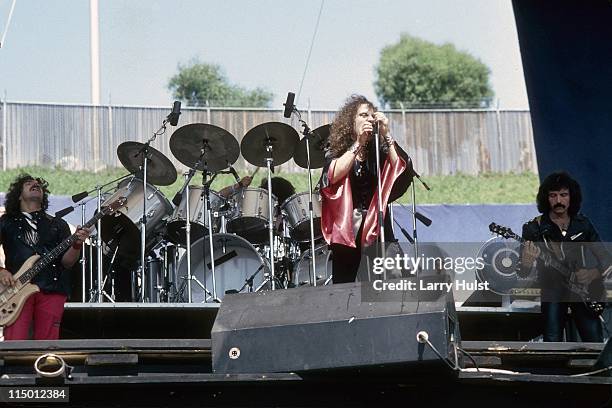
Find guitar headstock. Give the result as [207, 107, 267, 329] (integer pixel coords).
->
[489, 222, 519, 240]
[103, 196, 127, 215]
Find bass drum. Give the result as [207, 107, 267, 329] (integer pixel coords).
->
[176, 233, 270, 302]
[293, 244, 333, 287]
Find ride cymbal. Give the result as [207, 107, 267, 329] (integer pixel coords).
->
[241, 122, 299, 167]
[117, 141, 177, 186]
[170, 123, 240, 172]
[293, 124, 330, 169]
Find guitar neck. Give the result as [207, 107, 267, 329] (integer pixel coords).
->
[509, 232, 572, 279]
[17, 211, 104, 286]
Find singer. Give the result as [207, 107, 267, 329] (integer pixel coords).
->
[319, 95, 412, 283]
[0, 174, 91, 340]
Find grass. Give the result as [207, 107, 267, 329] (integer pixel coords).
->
[0, 167, 539, 205]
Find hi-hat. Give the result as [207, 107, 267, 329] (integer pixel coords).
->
[170, 123, 240, 172]
[117, 142, 177, 186]
[293, 124, 330, 169]
[241, 122, 299, 167]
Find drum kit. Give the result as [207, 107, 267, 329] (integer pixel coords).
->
[81, 121, 333, 303]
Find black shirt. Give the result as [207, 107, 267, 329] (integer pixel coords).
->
[0, 211, 72, 296]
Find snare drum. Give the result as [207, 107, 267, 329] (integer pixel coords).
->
[226, 188, 277, 244]
[281, 191, 322, 242]
[166, 187, 225, 245]
[100, 177, 173, 259]
[293, 243, 333, 287]
[176, 233, 270, 302]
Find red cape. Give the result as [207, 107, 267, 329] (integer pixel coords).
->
[320, 156, 406, 248]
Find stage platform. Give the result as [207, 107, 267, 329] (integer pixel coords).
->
[0, 339, 610, 407]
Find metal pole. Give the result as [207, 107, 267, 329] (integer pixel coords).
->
[140, 156, 148, 302]
[374, 125, 385, 250]
[2, 93, 6, 171]
[80, 203, 87, 302]
[266, 156, 275, 290]
[96, 187, 103, 302]
[305, 137, 317, 286]
[89, 0, 100, 105]
[185, 181, 193, 302]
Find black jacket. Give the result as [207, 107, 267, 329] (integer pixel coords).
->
[522, 212, 611, 302]
[0, 211, 72, 296]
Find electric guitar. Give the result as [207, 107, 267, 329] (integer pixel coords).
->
[489, 222, 605, 316]
[0, 197, 126, 326]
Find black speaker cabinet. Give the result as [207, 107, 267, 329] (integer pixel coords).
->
[212, 280, 460, 373]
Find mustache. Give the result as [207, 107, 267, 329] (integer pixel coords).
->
[553, 203, 566, 209]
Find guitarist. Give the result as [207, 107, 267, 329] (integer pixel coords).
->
[0, 174, 91, 340]
[520, 172, 612, 342]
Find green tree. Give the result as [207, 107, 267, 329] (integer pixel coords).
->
[374, 34, 494, 109]
[168, 59, 273, 107]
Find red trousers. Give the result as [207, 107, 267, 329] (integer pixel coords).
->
[3, 292, 67, 340]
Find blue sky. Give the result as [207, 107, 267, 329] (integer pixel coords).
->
[0, 0, 528, 110]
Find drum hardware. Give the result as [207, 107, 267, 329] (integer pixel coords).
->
[169, 123, 241, 303]
[238, 264, 266, 293]
[240, 122, 299, 291]
[289, 104, 330, 285]
[88, 243, 120, 303]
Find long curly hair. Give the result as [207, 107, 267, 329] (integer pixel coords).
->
[4, 174, 50, 216]
[536, 171, 582, 216]
[328, 94, 376, 158]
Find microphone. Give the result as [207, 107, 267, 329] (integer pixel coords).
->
[71, 191, 88, 203]
[283, 92, 295, 118]
[415, 211, 432, 227]
[372, 120, 379, 137]
[167, 101, 181, 126]
[55, 206, 74, 218]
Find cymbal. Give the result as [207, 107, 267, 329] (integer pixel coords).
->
[117, 142, 177, 186]
[293, 124, 330, 169]
[241, 122, 299, 167]
[170, 123, 240, 172]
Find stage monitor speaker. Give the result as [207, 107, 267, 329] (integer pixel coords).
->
[212, 280, 461, 374]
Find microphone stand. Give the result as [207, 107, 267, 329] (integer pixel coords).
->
[134, 118, 169, 302]
[373, 122, 385, 261]
[291, 108, 318, 286]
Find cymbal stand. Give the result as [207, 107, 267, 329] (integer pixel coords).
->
[293, 110, 318, 286]
[78, 199, 87, 302]
[95, 184, 104, 302]
[182, 143, 218, 303]
[201, 168, 221, 302]
[264, 139, 276, 290]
